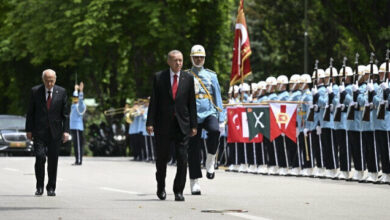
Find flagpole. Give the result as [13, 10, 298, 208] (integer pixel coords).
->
[238, 36, 244, 103]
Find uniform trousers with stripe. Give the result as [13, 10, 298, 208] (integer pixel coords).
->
[299, 132, 313, 168]
[287, 137, 299, 169]
[311, 130, 324, 168]
[349, 130, 365, 171]
[321, 128, 338, 170]
[362, 131, 379, 173]
[334, 129, 351, 172]
[264, 138, 278, 167]
[274, 136, 288, 168]
[375, 130, 390, 174]
[71, 129, 84, 164]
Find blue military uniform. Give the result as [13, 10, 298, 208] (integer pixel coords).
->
[70, 91, 86, 165]
[188, 66, 224, 180]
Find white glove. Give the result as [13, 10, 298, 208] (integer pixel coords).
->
[340, 104, 345, 111]
[316, 126, 321, 135]
[349, 101, 356, 107]
[327, 85, 333, 94]
[311, 85, 318, 95]
[352, 82, 359, 92]
[303, 128, 308, 137]
[380, 81, 389, 90]
[367, 80, 374, 92]
[329, 104, 334, 111]
[219, 122, 225, 134]
[339, 84, 345, 93]
[313, 104, 318, 112]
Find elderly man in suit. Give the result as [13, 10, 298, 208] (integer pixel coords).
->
[26, 69, 69, 197]
[146, 50, 197, 202]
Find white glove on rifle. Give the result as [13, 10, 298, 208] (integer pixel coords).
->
[352, 81, 359, 92]
[367, 80, 374, 92]
[316, 126, 321, 135]
[327, 83, 333, 94]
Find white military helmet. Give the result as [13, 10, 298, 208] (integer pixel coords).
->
[325, 67, 338, 77]
[241, 83, 250, 92]
[276, 75, 289, 84]
[356, 65, 367, 75]
[379, 62, 389, 73]
[366, 64, 379, 75]
[266, 76, 277, 85]
[257, 81, 267, 90]
[251, 83, 258, 92]
[312, 69, 325, 79]
[289, 74, 300, 84]
[233, 85, 240, 94]
[300, 74, 312, 84]
[338, 66, 353, 76]
[190, 44, 206, 57]
[190, 44, 206, 68]
[228, 86, 233, 94]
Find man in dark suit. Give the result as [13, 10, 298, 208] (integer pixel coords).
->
[26, 69, 70, 197]
[147, 50, 197, 202]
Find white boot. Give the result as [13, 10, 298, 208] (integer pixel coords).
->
[352, 170, 364, 181]
[337, 171, 349, 180]
[380, 173, 390, 183]
[233, 164, 240, 172]
[238, 164, 248, 173]
[190, 179, 201, 195]
[205, 153, 216, 179]
[325, 169, 337, 179]
[227, 164, 235, 172]
[268, 166, 277, 175]
[365, 172, 378, 183]
[301, 168, 313, 177]
[257, 165, 268, 174]
[278, 168, 288, 176]
[248, 165, 257, 173]
[289, 168, 300, 176]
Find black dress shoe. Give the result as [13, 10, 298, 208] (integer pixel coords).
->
[191, 191, 201, 195]
[47, 189, 56, 197]
[156, 190, 166, 200]
[35, 188, 43, 196]
[206, 172, 215, 179]
[174, 193, 185, 201]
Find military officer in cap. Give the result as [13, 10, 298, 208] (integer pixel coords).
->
[70, 82, 86, 165]
[187, 44, 224, 195]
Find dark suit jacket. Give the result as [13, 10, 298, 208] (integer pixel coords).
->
[146, 69, 197, 135]
[26, 84, 69, 141]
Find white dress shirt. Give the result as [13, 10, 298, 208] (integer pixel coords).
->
[45, 87, 53, 100]
[170, 69, 180, 86]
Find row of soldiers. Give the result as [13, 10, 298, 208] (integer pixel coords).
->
[224, 54, 390, 184]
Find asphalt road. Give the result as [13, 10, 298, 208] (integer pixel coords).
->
[1, 157, 390, 220]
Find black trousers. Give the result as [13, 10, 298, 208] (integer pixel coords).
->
[71, 129, 84, 164]
[349, 131, 365, 171]
[311, 130, 324, 168]
[188, 115, 220, 179]
[321, 128, 338, 170]
[275, 136, 288, 168]
[376, 130, 390, 174]
[155, 118, 189, 194]
[300, 132, 314, 169]
[362, 131, 379, 172]
[34, 135, 60, 191]
[226, 142, 237, 166]
[334, 129, 351, 172]
[265, 138, 278, 166]
[287, 137, 299, 169]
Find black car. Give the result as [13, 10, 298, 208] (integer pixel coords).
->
[0, 115, 33, 156]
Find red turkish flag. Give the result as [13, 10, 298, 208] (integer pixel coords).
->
[269, 103, 298, 143]
[227, 107, 263, 143]
[230, 0, 252, 86]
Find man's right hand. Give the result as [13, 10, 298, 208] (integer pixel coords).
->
[190, 128, 197, 137]
[80, 82, 84, 92]
[146, 126, 154, 135]
[26, 132, 32, 141]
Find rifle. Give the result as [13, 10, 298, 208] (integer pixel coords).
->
[334, 57, 347, 122]
[323, 58, 334, 121]
[362, 53, 375, 121]
[347, 53, 359, 120]
[377, 49, 390, 120]
[307, 60, 319, 122]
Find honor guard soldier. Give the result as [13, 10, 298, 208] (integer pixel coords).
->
[287, 74, 303, 176]
[310, 68, 326, 178]
[187, 45, 224, 195]
[238, 83, 251, 173]
[319, 64, 339, 178]
[299, 74, 315, 177]
[264, 76, 279, 175]
[375, 61, 390, 183]
[334, 64, 354, 180]
[70, 82, 86, 165]
[255, 81, 269, 174]
[274, 75, 290, 176]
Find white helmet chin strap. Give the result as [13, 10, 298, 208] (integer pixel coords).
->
[191, 56, 205, 68]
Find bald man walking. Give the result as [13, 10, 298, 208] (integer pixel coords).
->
[26, 69, 70, 197]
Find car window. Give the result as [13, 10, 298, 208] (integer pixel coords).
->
[0, 117, 26, 130]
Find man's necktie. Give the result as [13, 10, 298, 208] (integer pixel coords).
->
[172, 74, 178, 100]
[47, 91, 52, 110]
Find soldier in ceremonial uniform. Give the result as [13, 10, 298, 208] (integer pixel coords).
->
[70, 82, 86, 165]
[274, 75, 290, 176]
[287, 74, 303, 176]
[187, 45, 224, 195]
[255, 81, 269, 174]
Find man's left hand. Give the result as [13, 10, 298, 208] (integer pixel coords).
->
[62, 132, 70, 143]
[190, 128, 197, 137]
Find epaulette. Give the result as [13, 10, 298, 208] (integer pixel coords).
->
[206, 68, 216, 74]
